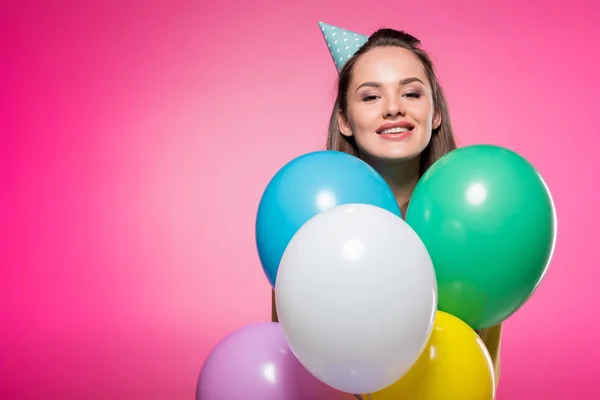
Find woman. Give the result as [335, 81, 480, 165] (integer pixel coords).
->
[272, 27, 502, 385]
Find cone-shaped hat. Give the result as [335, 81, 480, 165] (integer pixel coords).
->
[318, 21, 369, 72]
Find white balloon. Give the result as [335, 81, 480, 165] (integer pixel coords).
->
[275, 203, 437, 395]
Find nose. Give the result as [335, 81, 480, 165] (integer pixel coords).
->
[383, 96, 404, 118]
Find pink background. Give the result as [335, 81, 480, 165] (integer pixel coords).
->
[2, 0, 599, 398]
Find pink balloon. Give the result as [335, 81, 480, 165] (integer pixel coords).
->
[196, 322, 355, 400]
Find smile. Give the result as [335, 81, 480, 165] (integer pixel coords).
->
[378, 126, 414, 135]
[376, 121, 415, 135]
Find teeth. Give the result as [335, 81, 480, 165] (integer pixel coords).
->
[379, 127, 411, 134]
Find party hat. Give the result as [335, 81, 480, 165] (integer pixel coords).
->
[318, 21, 368, 72]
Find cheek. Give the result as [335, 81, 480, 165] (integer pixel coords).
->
[411, 102, 435, 126]
[351, 107, 380, 133]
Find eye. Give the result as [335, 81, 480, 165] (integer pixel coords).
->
[362, 95, 379, 102]
[404, 91, 421, 99]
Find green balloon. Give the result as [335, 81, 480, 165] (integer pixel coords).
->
[406, 145, 557, 330]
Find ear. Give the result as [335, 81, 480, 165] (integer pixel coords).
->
[433, 110, 442, 131]
[337, 110, 353, 137]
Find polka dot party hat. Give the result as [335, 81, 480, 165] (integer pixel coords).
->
[318, 21, 369, 72]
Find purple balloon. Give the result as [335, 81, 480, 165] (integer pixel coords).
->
[196, 322, 355, 400]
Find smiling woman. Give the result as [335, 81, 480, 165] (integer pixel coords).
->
[325, 26, 502, 386]
[272, 24, 502, 390]
[327, 29, 455, 213]
[338, 49, 440, 172]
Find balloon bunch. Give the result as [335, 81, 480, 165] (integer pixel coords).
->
[196, 145, 556, 400]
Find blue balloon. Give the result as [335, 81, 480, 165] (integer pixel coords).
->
[255, 150, 401, 287]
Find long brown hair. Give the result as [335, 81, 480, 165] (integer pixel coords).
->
[326, 28, 457, 213]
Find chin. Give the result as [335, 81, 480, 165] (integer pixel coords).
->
[377, 145, 422, 161]
[356, 139, 427, 165]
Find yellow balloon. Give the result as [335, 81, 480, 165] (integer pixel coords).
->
[367, 311, 495, 400]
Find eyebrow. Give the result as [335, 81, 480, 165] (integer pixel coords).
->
[355, 77, 425, 92]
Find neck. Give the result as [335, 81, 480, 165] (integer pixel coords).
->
[365, 156, 421, 213]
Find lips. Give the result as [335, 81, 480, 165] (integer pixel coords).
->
[376, 121, 415, 135]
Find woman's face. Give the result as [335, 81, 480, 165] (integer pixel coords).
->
[338, 46, 441, 164]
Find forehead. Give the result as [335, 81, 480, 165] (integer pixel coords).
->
[350, 46, 429, 88]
